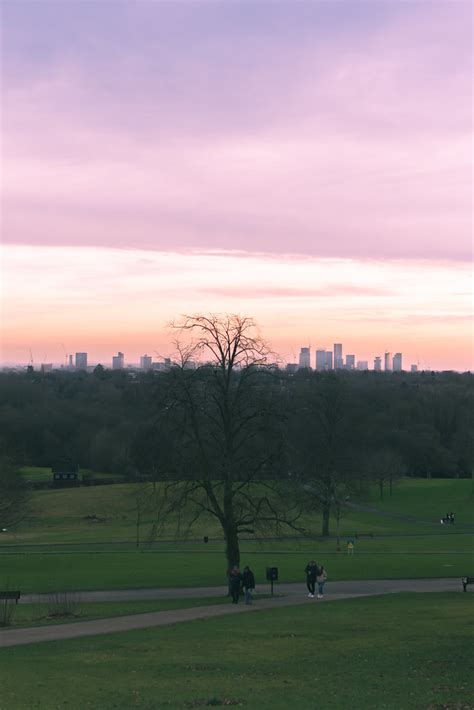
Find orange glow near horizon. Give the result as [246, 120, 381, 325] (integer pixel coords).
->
[1, 245, 471, 371]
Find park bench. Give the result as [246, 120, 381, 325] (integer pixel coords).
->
[0, 591, 21, 604]
[462, 576, 474, 592]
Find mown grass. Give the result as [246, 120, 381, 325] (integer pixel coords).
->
[8, 596, 233, 628]
[5, 476, 472, 547]
[0, 594, 472, 709]
[1, 535, 472, 594]
[1, 477, 471, 593]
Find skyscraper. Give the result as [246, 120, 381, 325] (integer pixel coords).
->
[299, 347, 311, 369]
[334, 343, 343, 369]
[393, 353, 403, 371]
[384, 352, 392, 372]
[75, 352, 87, 370]
[140, 354, 152, 371]
[315, 349, 327, 371]
[410, 364, 418, 373]
[112, 352, 124, 370]
[374, 356, 382, 371]
[346, 354, 355, 370]
[325, 351, 333, 370]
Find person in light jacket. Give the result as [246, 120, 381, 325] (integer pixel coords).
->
[316, 564, 327, 598]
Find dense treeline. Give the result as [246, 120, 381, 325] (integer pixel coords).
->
[0, 367, 472, 482]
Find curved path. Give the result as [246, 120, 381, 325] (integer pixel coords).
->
[0, 577, 464, 648]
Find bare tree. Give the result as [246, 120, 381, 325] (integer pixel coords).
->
[365, 449, 405, 499]
[151, 314, 302, 570]
[0, 458, 29, 530]
[290, 375, 358, 537]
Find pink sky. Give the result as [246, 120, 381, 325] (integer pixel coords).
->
[1, 1, 472, 369]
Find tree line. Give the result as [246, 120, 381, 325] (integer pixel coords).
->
[1, 315, 472, 565]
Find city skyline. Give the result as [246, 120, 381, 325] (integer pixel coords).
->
[1, 2, 472, 372]
[1, 336, 458, 375]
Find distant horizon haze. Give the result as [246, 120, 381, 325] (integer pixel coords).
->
[1, 245, 471, 372]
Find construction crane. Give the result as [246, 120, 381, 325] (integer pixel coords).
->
[59, 342, 69, 368]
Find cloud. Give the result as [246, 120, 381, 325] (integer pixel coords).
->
[1, 244, 471, 370]
[1, 1, 471, 261]
[198, 285, 391, 299]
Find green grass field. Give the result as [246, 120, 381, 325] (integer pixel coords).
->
[1, 534, 473, 594]
[6, 596, 234, 629]
[1, 594, 472, 709]
[1, 476, 472, 593]
[6, 475, 473, 547]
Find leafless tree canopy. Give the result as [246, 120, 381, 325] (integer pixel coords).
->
[151, 314, 302, 568]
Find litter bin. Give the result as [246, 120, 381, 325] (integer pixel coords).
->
[266, 566, 278, 595]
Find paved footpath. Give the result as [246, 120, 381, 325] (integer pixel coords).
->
[0, 577, 463, 649]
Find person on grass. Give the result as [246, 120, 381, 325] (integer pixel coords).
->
[242, 566, 255, 605]
[305, 560, 318, 598]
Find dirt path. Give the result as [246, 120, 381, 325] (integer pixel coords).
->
[0, 577, 463, 648]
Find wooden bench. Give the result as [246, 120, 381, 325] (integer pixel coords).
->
[462, 577, 474, 592]
[0, 591, 21, 604]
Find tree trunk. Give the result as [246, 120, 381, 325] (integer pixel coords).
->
[335, 509, 341, 550]
[225, 527, 240, 570]
[322, 504, 330, 537]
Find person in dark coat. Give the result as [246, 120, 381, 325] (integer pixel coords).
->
[229, 566, 242, 604]
[242, 566, 255, 605]
[305, 560, 318, 598]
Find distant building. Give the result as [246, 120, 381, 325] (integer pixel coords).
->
[346, 354, 355, 370]
[315, 349, 327, 371]
[299, 347, 311, 369]
[384, 352, 392, 372]
[357, 360, 368, 370]
[286, 363, 298, 374]
[152, 357, 172, 372]
[334, 343, 343, 369]
[374, 356, 382, 371]
[112, 352, 124, 370]
[75, 352, 88, 370]
[140, 355, 152, 371]
[410, 364, 418, 373]
[325, 351, 333, 370]
[393, 353, 403, 371]
[41, 363, 53, 372]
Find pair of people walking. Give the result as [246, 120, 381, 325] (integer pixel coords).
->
[305, 560, 327, 599]
[229, 565, 255, 605]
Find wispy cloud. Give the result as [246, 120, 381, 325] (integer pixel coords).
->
[199, 285, 391, 299]
[2, 1, 471, 260]
[1, 245, 471, 370]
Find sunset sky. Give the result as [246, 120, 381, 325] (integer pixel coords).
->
[1, 1, 472, 370]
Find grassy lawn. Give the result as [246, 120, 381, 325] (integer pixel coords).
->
[1, 536, 472, 594]
[0, 594, 472, 709]
[363, 477, 473, 519]
[0, 477, 471, 593]
[5, 596, 235, 629]
[4, 477, 472, 547]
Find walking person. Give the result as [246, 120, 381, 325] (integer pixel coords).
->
[242, 566, 255, 605]
[229, 566, 242, 604]
[305, 560, 318, 598]
[316, 564, 327, 598]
